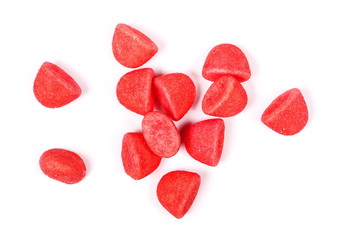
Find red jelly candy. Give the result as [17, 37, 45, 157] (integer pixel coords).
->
[121, 132, 162, 180]
[116, 68, 155, 115]
[39, 148, 86, 184]
[112, 23, 158, 68]
[202, 43, 251, 82]
[261, 88, 308, 136]
[142, 111, 181, 158]
[202, 76, 248, 117]
[185, 119, 225, 167]
[34, 62, 82, 108]
[154, 73, 196, 121]
[157, 170, 201, 219]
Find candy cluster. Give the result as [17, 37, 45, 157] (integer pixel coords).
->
[34, 23, 309, 219]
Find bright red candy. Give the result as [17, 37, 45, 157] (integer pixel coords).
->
[157, 170, 201, 219]
[154, 73, 196, 121]
[121, 132, 162, 180]
[112, 23, 158, 68]
[39, 148, 86, 184]
[34, 62, 82, 108]
[202, 76, 248, 117]
[185, 119, 225, 167]
[116, 68, 155, 115]
[202, 43, 251, 82]
[261, 88, 308, 136]
[142, 111, 181, 158]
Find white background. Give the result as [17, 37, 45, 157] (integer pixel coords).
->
[0, 0, 344, 239]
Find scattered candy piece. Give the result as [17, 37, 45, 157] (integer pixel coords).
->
[185, 119, 225, 167]
[261, 88, 308, 135]
[202, 76, 248, 117]
[157, 170, 201, 219]
[202, 43, 251, 82]
[39, 148, 86, 184]
[142, 111, 181, 158]
[154, 73, 196, 121]
[116, 68, 155, 115]
[34, 62, 82, 108]
[121, 132, 162, 180]
[112, 23, 158, 68]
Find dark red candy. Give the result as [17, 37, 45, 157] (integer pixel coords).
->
[202, 76, 248, 117]
[116, 68, 155, 115]
[202, 43, 251, 82]
[157, 170, 201, 219]
[184, 119, 225, 167]
[112, 23, 158, 68]
[261, 88, 308, 135]
[142, 111, 181, 158]
[39, 148, 86, 184]
[121, 132, 162, 180]
[154, 73, 196, 121]
[34, 62, 82, 108]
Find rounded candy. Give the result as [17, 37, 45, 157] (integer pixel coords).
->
[39, 148, 86, 184]
[112, 23, 158, 68]
[116, 68, 155, 115]
[121, 132, 162, 180]
[184, 118, 225, 167]
[202, 76, 248, 117]
[261, 88, 308, 135]
[154, 73, 196, 121]
[157, 170, 201, 219]
[142, 112, 181, 158]
[202, 43, 251, 82]
[34, 62, 82, 108]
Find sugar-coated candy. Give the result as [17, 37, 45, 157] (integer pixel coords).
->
[116, 68, 155, 115]
[142, 111, 181, 158]
[202, 76, 248, 117]
[157, 170, 201, 219]
[39, 148, 86, 184]
[154, 73, 196, 121]
[112, 23, 158, 68]
[121, 132, 162, 180]
[202, 43, 251, 82]
[184, 119, 225, 167]
[261, 88, 308, 135]
[34, 62, 82, 108]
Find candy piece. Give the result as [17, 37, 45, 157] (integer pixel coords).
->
[261, 88, 308, 135]
[202, 43, 251, 82]
[121, 132, 162, 180]
[153, 73, 196, 121]
[184, 119, 225, 167]
[202, 76, 248, 117]
[157, 170, 201, 219]
[112, 23, 158, 68]
[34, 62, 82, 108]
[154, 73, 196, 121]
[39, 148, 86, 184]
[142, 111, 181, 158]
[116, 68, 155, 115]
